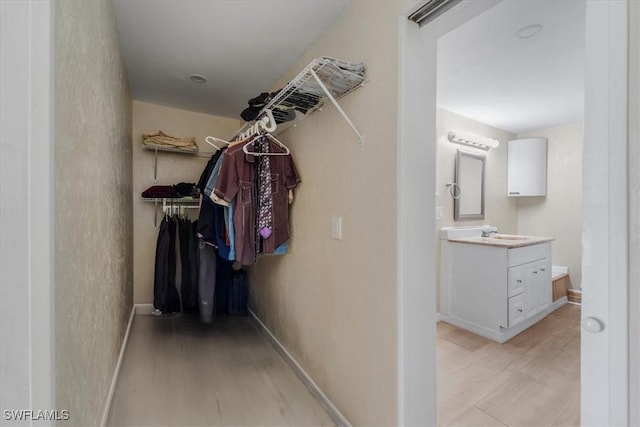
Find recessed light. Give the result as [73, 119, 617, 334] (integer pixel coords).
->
[515, 24, 543, 39]
[189, 74, 207, 84]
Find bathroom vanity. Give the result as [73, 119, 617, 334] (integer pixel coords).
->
[440, 226, 566, 343]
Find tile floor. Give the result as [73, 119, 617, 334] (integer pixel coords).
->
[437, 304, 581, 427]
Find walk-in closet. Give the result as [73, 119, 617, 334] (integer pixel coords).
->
[64, 1, 396, 425]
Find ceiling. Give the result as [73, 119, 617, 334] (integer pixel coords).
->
[437, 0, 586, 134]
[113, 0, 350, 119]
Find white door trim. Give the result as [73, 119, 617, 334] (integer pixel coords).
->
[0, 0, 55, 421]
[582, 1, 630, 425]
[396, 2, 499, 424]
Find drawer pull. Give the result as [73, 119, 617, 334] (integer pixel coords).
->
[517, 308, 523, 313]
[517, 279, 523, 283]
[540, 268, 546, 272]
[533, 271, 538, 274]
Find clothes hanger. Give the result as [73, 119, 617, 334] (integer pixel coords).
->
[204, 135, 229, 150]
[237, 109, 277, 141]
[242, 132, 290, 156]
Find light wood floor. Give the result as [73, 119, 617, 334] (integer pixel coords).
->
[107, 314, 335, 427]
[437, 303, 581, 427]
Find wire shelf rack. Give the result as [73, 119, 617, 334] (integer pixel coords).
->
[232, 57, 367, 143]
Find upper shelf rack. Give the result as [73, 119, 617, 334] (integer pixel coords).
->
[142, 143, 199, 155]
[232, 57, 367, 144]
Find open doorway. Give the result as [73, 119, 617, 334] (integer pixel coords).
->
[434, 1, 584, 425]
[397, 0, 631, 425]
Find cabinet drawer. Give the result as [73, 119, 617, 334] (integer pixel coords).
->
[508, 243, 548, 267]
[508, 293, 527, 327]
[508, 266, 526, 297]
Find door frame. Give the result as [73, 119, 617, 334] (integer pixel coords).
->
[396, 0, 632, 425]
[0, 0, 55, 420]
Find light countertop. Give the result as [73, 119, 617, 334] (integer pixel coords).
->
[448, 234, 555, 248]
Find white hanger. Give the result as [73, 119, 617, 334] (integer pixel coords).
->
[243, 132, 290, 156]
[238, 109, 277, 141]
[262, 109, 277, 132]
[205, 135, 230, 150]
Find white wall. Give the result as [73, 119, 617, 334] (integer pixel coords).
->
[517, 122, 584, 289]
[131, 101, 239, 304]
[54, 1, 133, 424]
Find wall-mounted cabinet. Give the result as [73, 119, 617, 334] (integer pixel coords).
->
[507, 138, 547, 197]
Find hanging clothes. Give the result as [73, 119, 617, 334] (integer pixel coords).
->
[153, 215, 199, 315]
[196, 150, 223, 244]
[153, 216, 181, 314]
[197, 238, 217, 323]
[214, 135, 301, 265]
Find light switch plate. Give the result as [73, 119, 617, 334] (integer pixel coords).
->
[332, 217, 342, 240]
[436, 207, 444, 220]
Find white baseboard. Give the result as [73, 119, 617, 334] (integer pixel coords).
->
[135, 303, 154, 315]
[100, 304, 136, 427]
[248, 308, 351, 427]
[435, 312, 444, 322]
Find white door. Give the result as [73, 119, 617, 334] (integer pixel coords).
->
[398, 0, 631, 425]
[581, 1, 630, 425]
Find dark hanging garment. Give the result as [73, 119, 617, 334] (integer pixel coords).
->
[153, 217, 181, 314]
[227, 269, 248, 316]
[189, 220, 200, 306]
[179, 218, 196, 311]
[173, 217, 183, 311]
[197, 151, 223, 244]
[165, 217, 181, 314]
[214, 257, 234, 316]
[153, 217, 170, 312]
[198, 238, 217, 323]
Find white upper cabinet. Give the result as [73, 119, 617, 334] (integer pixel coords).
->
[507, 138, 547, 197]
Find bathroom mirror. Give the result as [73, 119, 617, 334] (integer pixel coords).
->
[454, 149, 485, 220]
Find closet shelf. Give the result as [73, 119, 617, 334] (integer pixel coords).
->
[232, 57, 367, 144]
[142, 197, 200, 204]
[142, 143, 199, 154]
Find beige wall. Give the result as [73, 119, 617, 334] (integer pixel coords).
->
[132, 101, 239, 304]
[517, 122, 584, 289]
[54, 0, 133, 425]
[248, 1, 410, 424]
[434, 109, 518, 309]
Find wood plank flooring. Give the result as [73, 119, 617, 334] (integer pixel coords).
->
[437, 304, 581, 427]
[107, 314, 335, 427]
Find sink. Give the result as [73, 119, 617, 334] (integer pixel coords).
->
[490, 234, 529, 241]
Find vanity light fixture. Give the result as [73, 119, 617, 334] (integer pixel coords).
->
[447, 130, 500, 151]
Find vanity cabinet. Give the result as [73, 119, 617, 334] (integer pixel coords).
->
[507, 138, 547, 197]
[440, 237, 557, 343]
[507, 256, 551, 327]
